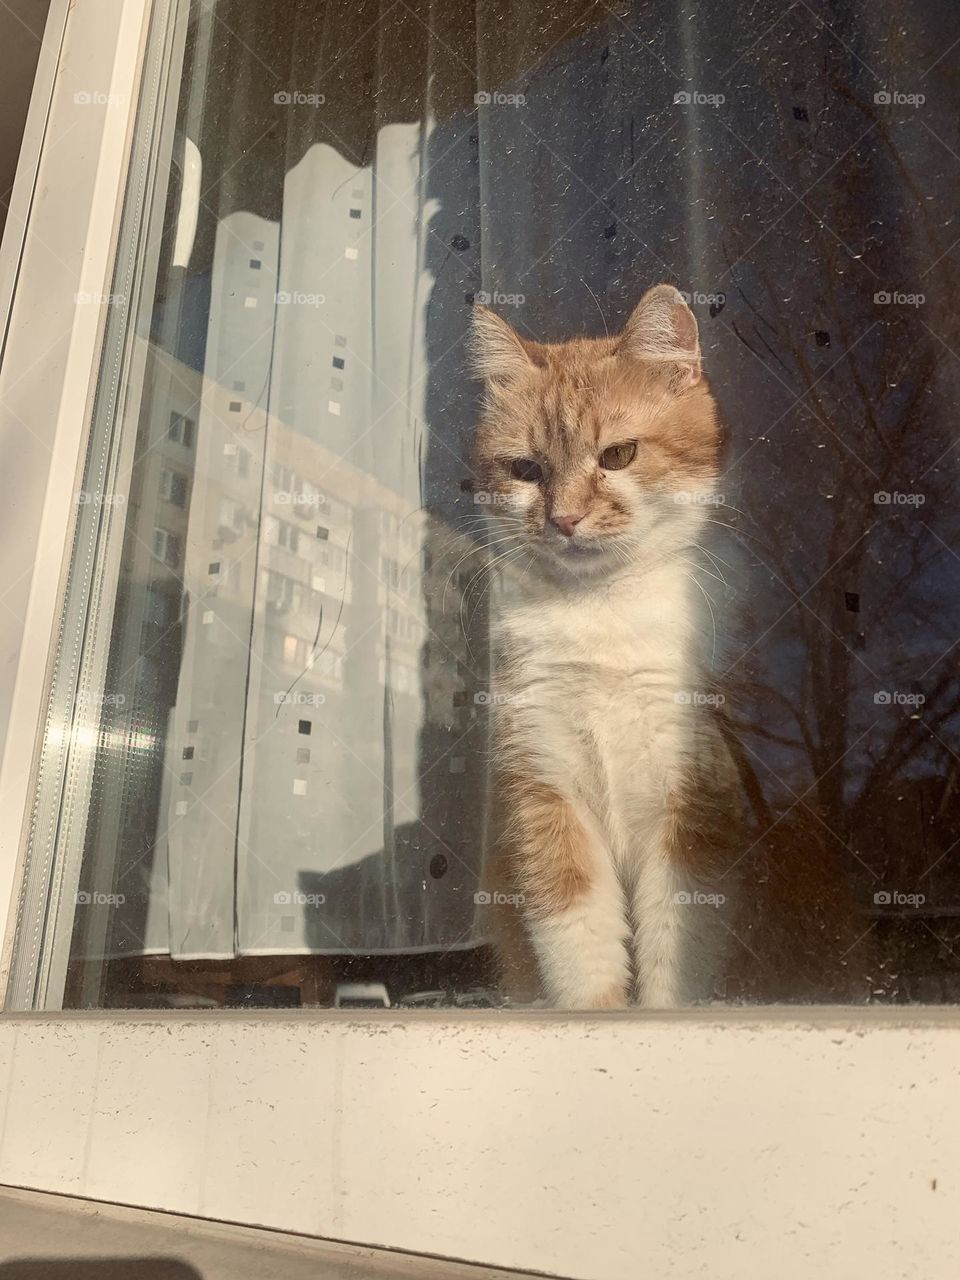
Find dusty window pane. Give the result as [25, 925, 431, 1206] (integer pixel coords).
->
[42, 0, 960, 1010]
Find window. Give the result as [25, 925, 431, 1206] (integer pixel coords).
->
[265, 570, 304, 614]
[159, 467, 188, 507]
[276, 520, 300, 555]
[219, 497, 242, 533]
[144, 586, 177, 628]
[5, 0, 960, 1026]
[167, 410, 195, 447]
[282, 633, 300, 666]
[151, 527, 180, 569]
[1, 1, 959, 1273]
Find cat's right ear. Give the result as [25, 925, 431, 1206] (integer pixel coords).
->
[619, 284, 701, 390]
[470, 305, 542, 381]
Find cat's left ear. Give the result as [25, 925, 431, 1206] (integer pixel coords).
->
[470, 305, 543, 382]
[619, 284, 701, 390]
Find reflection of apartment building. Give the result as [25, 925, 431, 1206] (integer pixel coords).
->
[123, 385, 200, 634]
[116, 338, 486, 963]
[81, 161, 490, 971]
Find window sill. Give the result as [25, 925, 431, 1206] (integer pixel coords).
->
[0, 1007, 956, 1278]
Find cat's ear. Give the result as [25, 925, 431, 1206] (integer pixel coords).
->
[470, 305, 542, 381]
[619, 284, 701, 390]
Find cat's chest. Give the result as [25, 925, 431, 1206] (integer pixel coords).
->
[494, 575, 696, 771]
[496, 573, 693, 690]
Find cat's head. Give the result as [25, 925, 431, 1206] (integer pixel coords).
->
[469, 284, 722, 581]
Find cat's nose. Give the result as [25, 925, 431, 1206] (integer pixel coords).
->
[549, 513, 585, 538]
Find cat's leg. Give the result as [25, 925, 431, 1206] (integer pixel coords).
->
[509, 779, 629, 1009]
[632, 793, 731, 1008]
[481, 846, 544, 1004]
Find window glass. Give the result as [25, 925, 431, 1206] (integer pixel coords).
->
[15, 0, 960, 1009]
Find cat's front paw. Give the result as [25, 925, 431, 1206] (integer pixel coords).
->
[552, 982, 628, 1011]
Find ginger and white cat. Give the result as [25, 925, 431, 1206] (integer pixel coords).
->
[471, 284, 738, 1009]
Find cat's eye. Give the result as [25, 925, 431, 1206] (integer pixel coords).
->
[510, 457, 544, 483]
[599, 442, 637, 471]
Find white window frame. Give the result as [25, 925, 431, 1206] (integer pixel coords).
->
[0, 4, 957, 1277]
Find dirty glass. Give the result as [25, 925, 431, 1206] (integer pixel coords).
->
[19, 0, 960, 1008]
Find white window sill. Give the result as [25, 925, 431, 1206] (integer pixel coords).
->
[0, 1006, 956, 1279]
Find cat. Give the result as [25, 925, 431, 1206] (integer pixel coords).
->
[470, 284, 739, 1009]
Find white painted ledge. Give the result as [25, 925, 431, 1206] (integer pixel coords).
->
[0, 1008, 958, 1279]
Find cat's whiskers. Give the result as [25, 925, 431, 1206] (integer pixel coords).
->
[692, 547, 729, 587]
[460, 541, 527, 638]
[679, 555, 726, 589]
[442, 533, 523, 615]
[446, 530, 523, 572]
[693, 543, 734, 572]
[681, 568, 718, 665]
[516, 549, 538, 591]
[710, 500, 747, 519]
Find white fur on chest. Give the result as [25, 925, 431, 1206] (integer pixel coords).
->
[493, 565, 707, 859]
